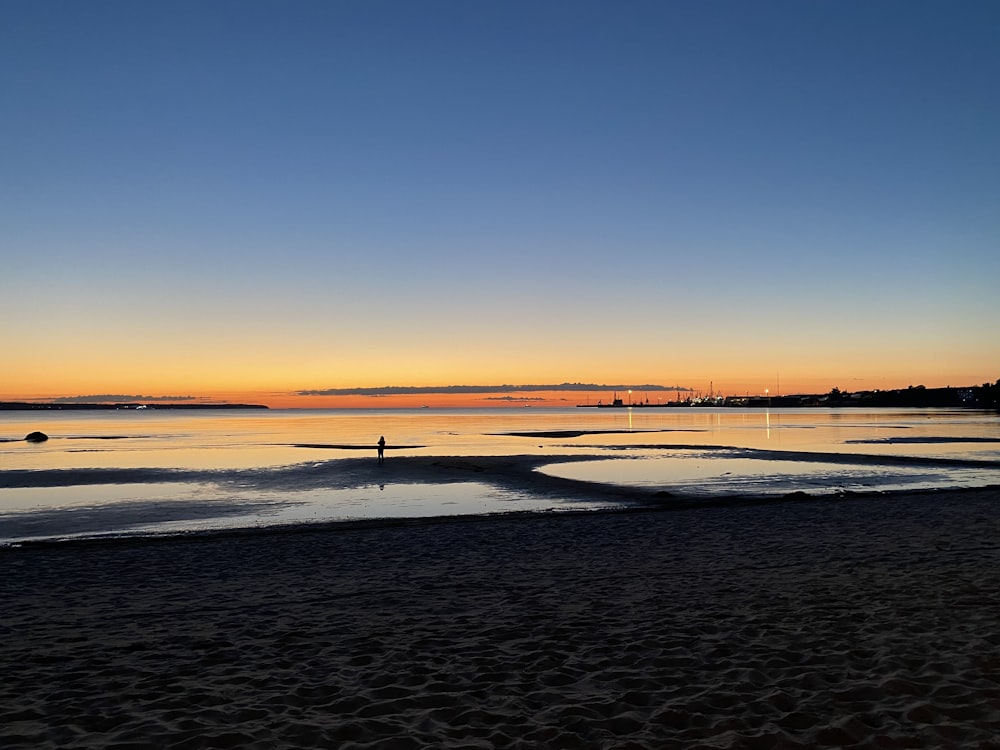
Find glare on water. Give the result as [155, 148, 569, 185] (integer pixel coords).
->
[1, 407, 998, 543]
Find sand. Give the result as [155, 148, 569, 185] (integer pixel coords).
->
[2, 486, 1000, 749]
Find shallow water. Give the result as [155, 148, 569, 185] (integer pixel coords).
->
[0, 480, 596, 543]
[2, 407, 998, 542]
[538, 449, 1000, 497]
[4, 407, 999, 468]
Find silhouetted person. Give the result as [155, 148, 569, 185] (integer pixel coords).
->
[377, 435, 385, 463]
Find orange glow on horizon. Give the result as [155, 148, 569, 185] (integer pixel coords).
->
[4, 373, 997, 410]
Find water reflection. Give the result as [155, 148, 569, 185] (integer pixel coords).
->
[2, 407, 998, 542]
[3, 408, 998, 472]
[0, 480, 603, 544]
[539, 451, 1000, 496]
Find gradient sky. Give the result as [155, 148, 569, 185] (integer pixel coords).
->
[3, 1, 998, 406]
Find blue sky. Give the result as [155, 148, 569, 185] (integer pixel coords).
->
[2, 1, 998, 401]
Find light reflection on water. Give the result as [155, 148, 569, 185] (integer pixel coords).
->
[539, 451, 1000, 496]
[2, 407, 999, 472]
[0, 480, 598, 544]
[2, 408, 998, 542]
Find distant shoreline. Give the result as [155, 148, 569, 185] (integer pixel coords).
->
[579, 383, 997, 409]
[0, 402, 269, 411]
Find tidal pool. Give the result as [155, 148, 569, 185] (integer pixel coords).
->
[538, 450, 1000, 496]
[0, 480, 601, 544]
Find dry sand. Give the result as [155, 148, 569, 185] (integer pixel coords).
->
[2, 485, 1000, 749]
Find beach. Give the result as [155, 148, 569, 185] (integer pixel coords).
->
[3, 484, 999, 749]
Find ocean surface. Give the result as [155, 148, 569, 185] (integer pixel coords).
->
[2, 407, 998, 543]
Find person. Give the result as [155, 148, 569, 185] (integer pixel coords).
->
[377, 435, 386, 463]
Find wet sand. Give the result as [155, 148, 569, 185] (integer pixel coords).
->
[2, 485, 1000, 748]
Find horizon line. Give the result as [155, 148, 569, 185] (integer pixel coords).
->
[295, 383, 693, 397]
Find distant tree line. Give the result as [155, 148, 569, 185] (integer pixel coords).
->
[974, 379, 1000, 409]
[822, 381, 999, 409]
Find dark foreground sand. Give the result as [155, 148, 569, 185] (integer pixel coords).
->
[2, 487, 1000, 749]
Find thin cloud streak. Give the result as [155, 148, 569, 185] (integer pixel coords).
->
[296, 383, 692, 397]
[51, 395, 199, 403]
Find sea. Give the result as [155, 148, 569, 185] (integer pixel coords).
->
[2, 407, 999, 544]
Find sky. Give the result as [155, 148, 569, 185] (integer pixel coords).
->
[2, 1, 998, 407]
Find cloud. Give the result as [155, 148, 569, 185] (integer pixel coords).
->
[483, 396, 553, 402]
[296, 383, 692, 397]
[52, 395, 199, 403]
